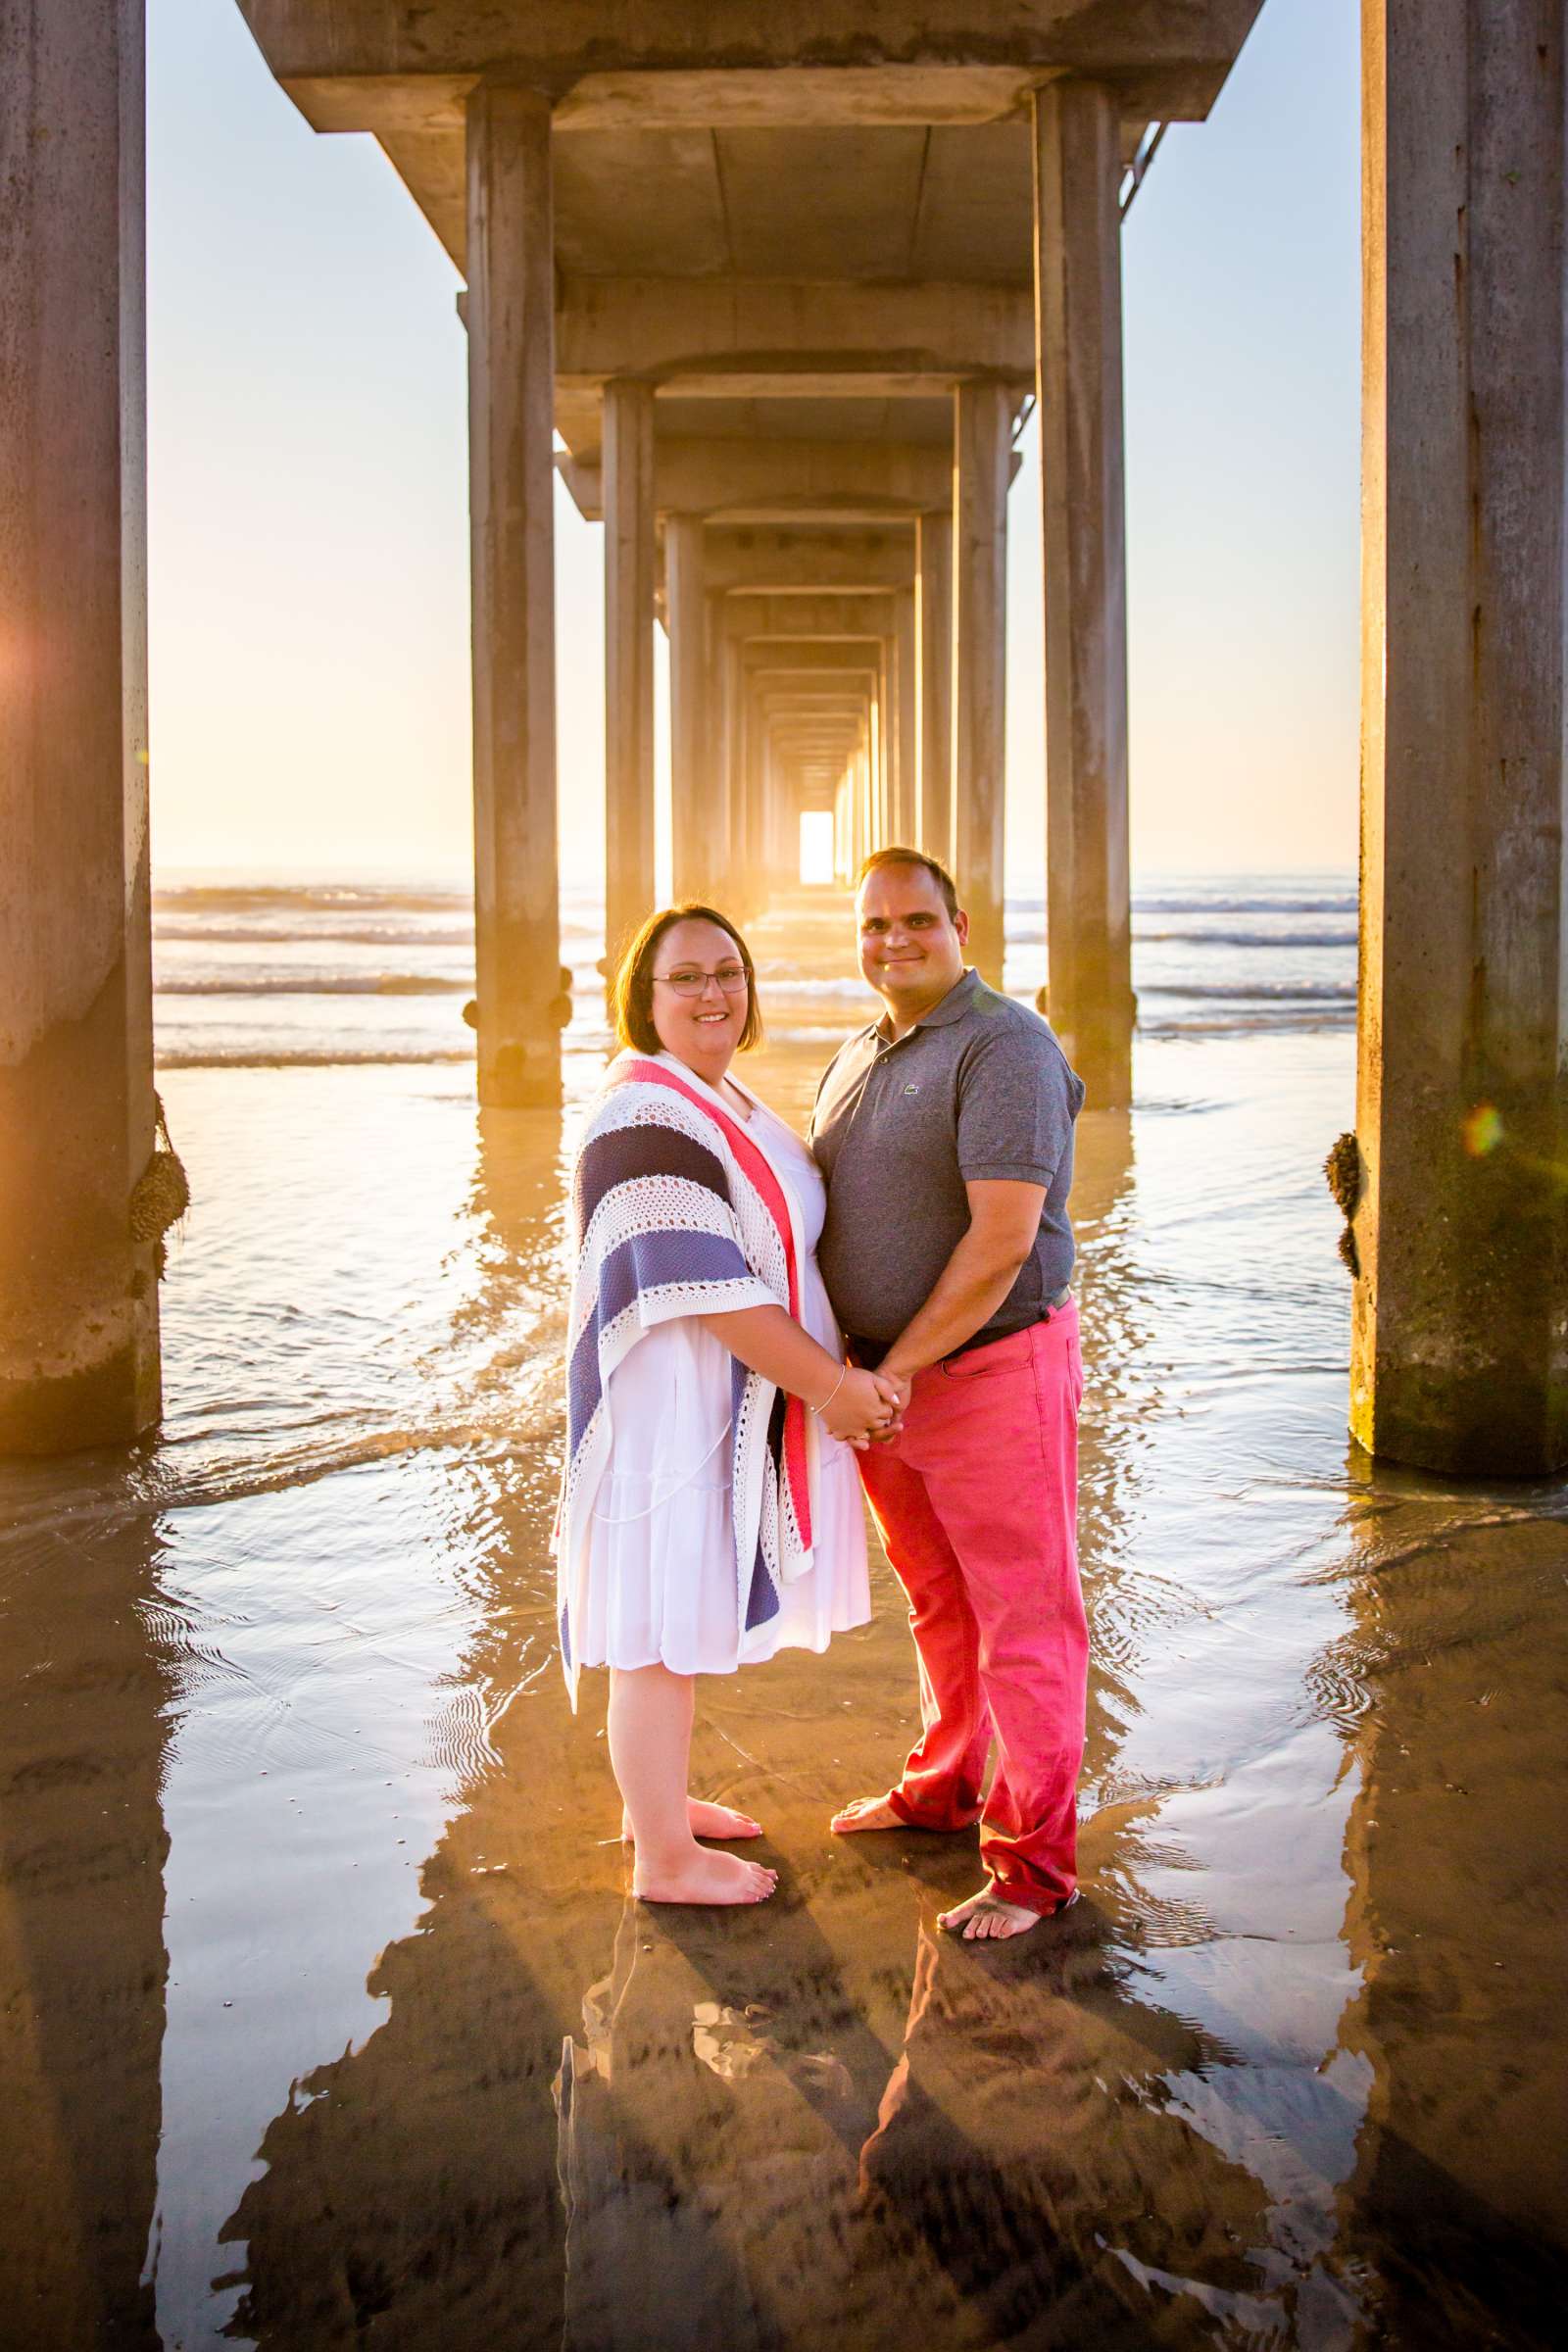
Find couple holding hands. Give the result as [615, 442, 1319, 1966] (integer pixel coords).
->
[555, 848, 1088, 1942]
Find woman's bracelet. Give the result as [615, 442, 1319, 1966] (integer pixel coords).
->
[813, 1361, 849, 1416]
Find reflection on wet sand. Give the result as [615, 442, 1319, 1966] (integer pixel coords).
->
[1333, 1479, 1568, 2350]
[2, 997, 1565, 2348]
[555, 1897, 1271, 2352]
[0, 1499, 172, 2349]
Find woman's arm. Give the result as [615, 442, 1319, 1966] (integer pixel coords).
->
[697, 1303, 897, 1444]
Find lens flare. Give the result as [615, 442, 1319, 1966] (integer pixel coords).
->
[1461, 1103, 1504, 1157]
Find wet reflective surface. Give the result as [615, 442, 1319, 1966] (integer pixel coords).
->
[2, 896, 1565, 2349]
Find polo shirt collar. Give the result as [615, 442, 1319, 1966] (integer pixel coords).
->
[872, 966, 980, 1043]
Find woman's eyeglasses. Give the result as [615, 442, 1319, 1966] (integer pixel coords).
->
[652, 962, 750, 998]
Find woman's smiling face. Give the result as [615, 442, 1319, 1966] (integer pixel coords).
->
[648, 917, 751, 1079]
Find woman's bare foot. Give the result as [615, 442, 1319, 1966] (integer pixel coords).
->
[632, 1847, 778, 1907]
[829, 1793, 908, 1834]
[939, 1881, 1073, 1940]
[621, 1797, 762, 1842]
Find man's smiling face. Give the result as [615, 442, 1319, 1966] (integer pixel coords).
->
[856, 859, 968, 1022]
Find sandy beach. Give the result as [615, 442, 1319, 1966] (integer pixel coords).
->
[1, 884, 1564, 2351]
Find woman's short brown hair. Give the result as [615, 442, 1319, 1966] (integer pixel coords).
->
[611, 903, 763, 1055]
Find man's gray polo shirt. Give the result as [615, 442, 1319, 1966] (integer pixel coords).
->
[808, 968, 1086, 1353]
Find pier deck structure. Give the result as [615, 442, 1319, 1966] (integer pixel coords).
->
[4, 0, 1565, 1473]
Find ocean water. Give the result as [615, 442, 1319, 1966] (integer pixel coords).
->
[2, 872, 1563, 2352]
[148, 870, 1358, 1069]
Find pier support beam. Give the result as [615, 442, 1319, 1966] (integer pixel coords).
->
[0, 0, 161, 1453]
[892, 586, 918, 842]
[603, 379, 656, 965]
[953, 382, 1011, 981]
[667, 514, 726, 903]
[466, 83, 561, 1105]
[1034, 78, 1134, 1108]
[917, 510, 954, 863]
[1353, 0, 1568, 1473]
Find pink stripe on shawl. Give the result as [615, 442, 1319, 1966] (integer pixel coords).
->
[612, 1057, 814, 1544]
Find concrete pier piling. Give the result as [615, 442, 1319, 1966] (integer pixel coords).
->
[916, 510, 956, 864]
[602, 380, 658, 967]
[1034, 79, 1135, 1109]
[667, 514, 721, 904]
[0, 0, 161, 1453]
[953, 381, 1012, 983]
[1353, 0, 1568, 1474]
[466, 82, 562, 1108]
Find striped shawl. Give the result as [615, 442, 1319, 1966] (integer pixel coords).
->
[554, 1051, 818, 1702]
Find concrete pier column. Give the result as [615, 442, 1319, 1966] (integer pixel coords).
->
[953, 382, 1011, 980]
[1353, 0, 1568, 1473]
[466, 82, 561, 1106]
[0, 0, 160, 1453]
[719, 629, 751, 916]
[602, 379, 656, 966]
[892, 586, 919, 843]
[667, 514, 725, 901]
[739, 675, 765, 909]
[917, 510, 954, 862]
[1033, 79, 1134, 1106]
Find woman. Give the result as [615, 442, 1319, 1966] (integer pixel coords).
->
[556, 904, 899, 1907]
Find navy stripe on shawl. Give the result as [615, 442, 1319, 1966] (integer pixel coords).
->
[744, 1383, 791, 1629]
[567, 1226, 755, 1455]
[575, 1123, 730, 1235]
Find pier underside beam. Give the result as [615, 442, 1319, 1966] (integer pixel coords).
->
[466, 83, 562, 1106]
[0, 0, 161, 1456]
[1034, 77, 1135, 1109]
[1353, 0, 1568, 1474]
[556, 277, 1034, 392]
[706, 524, 916, 598]
[560, 438, 956, 526]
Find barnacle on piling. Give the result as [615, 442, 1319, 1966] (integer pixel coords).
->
[1324, 1131, 1359, 1218]
[1324, 1131, 1360, 1278]
[128, 1093, 190, 1279]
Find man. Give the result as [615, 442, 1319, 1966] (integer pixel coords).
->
[809, 848, 1088, 1941]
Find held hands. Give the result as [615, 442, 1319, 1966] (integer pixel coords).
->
[818, 1365, 905, 1449]
[865, 1367, 912, 1440]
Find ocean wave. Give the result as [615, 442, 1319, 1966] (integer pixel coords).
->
[154, 884, 470, 914]
[1143, 979, 1356, 1003]
[1138, 928, 1356, 950]
[155, 974, 472, 998]
[154, 1047, 475, 1069]
[154, 921, 479, 946]
[1131, 895, 1356, 916]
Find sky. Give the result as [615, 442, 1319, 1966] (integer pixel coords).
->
[146, 0, 1360, 883]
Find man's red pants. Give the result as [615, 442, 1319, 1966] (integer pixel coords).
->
[856, 1307, 1087, 1913]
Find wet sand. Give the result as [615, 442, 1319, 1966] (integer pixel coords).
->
[2, 908, 1565, 2350]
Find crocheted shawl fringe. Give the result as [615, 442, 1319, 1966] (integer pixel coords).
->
[554, 1053, 818, 1704]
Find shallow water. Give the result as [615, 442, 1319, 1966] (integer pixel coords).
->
[1, 889, 1564, 2350]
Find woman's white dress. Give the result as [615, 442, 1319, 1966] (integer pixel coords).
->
[576, 1080, 870, 1676]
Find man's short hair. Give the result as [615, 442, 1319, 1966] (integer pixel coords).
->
[855, 846, 959, 922]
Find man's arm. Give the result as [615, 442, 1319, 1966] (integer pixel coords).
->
[876, 1178, 1048, 1392]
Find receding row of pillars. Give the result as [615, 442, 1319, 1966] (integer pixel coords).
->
[2, 1, 1564, 1471]
[468, 76, 1136, 1117]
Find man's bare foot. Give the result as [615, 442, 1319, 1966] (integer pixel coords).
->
[632, 1847, 778, 1907]
[938, 1882, 1076, 1940]
[829, 1793, 907, 1834]
[621, 1797, 762, 1842]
